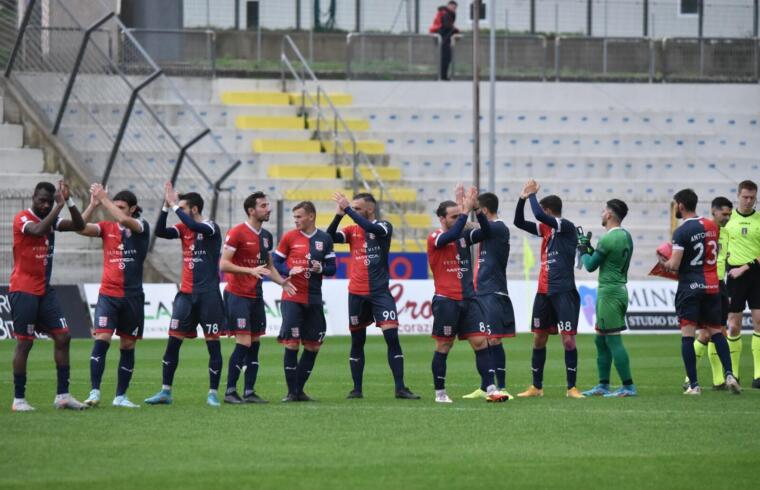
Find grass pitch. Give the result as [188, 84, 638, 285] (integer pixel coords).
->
[1, 334, 758, 489]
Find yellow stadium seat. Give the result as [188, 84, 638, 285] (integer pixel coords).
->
[307, 117, 369, 132]
[384, 213, 432, 229]
[339, 166, 402, 181]
[322, 140, 385, 155]
[267, 165, 336, 179]
[236, 116, 305, 130]
[221, 91, 291, 106]
[283, 189, 341, 201]
[253, 139, 321, 153]
[288, 92, 353, 107]
[379, 187, 417, 203]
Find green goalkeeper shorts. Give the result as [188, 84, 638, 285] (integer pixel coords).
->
[595, 286, 628, 333]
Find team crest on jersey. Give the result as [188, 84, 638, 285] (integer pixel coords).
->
[292, 327, 300, 338]
[117, 243, 124, 251]
[459, 238, 466, 248]
[263, 237, 270, 248]
[124, 228, 132, 238]
[98, 316, 108, 327]
[21, 216, 28, 223]
[197, 234, 204, 241]
[315, 241, 323, 251]
[237, 318, 247, 328]
[743, 227, 748, 236]
[368, 233, 375, 240]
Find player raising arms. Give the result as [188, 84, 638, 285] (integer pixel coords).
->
[145, 183, 226, 407]
[660, 189, 740, 395]
[327, 192, 419, 400]
[462, 191, 516, 399]
[513, 179, 583, 398]
[578, 199, 637, 398]
[723, 180, 760, 388]
[220, 192, 294, 404]
[428, 186, 509, 403]
[274, 201, 336, 402]
[10, 180, 87, 411]
[78, 184, 149, 408]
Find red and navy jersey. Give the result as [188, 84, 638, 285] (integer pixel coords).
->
[224, 222, 272, 299]
[475, 219, 510, 295]
[672, 217, 720, 295]
[95, 219, 149, 297]
[428, 228, 477, 301]
[174, 221, 222, 294]
[9, 209, 61, 296]
[338, 220, 392, 296]
[274, 229, 335, 304]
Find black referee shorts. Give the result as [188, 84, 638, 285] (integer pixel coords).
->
[726, 265, 760, 313]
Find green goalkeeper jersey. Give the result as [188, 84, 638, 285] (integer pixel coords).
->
[595, 227, 634, 289]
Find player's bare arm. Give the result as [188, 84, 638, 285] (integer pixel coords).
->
[266, 255, 297, 295]
[51, 180, 85, 233]
[92, 183, 143, 233]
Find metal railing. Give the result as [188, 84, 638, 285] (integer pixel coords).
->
[122, 28, 217, 78]
[2, 0, 241, 281]
[280, 34, 421, 250]
[346, 32, 442, 80]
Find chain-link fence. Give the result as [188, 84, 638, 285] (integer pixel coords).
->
[123, 29, 216, 77]
[180, 1, 759, 39]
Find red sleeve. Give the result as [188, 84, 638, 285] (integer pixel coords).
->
[224, 226, 241, 251]
[275, 231, 290, 257]
[427, 231, 438, 254]
[13, 212, 25, 235]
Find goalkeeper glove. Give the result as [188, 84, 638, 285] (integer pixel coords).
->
[576, 230, 594, 256]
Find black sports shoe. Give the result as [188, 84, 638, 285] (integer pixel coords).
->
[712, 383, 727, 391]
[296, 392, 316, 402]
[395, 387, 421, 400]
[243, 392, 269, 404]
[347, 389, 364, 399]
[752, 378, 760, 389]
[224, 391, 244, 404]
[281, 393, 299, 403]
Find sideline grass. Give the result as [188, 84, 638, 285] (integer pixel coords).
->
[1, 334, 758, 489]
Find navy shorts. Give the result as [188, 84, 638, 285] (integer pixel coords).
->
[278, 300, 327, 347]
[676, 288, 722, 328]
[431, 295, 489, 340]
[169, 291, 225, 339]
[93, 293, 145, 340]
[10, 290, 68, 341]
[224, 291, 266, 338]
[531, 290, 580, 335]
[479, 293, 516, 338]
[348, 291, 398, 331]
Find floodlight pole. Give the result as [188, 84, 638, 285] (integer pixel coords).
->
[488, 0, 496, 193]
[472, 0, 480, 191]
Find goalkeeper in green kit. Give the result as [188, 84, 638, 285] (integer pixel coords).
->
[578, 199, 637, 397]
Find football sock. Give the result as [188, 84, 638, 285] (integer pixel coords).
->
[432, 351, 447, 390]
[605, 335, 633, 386]
[490, 343, 506, 389]
[707, 341, 725, 386]
[56, 365, 70, 395]
[682, 336, 698, 388]
[564, 347, 578, 389]
[752, 333, 760, 380]
[244, 342, 261, 394]
[89, 339, 110, 390]
[349, 329, 366, 392]
[116, 348, 135, 396]
[710, 333, 734, 378]
[474, 347, 495, 388]
[297, 349, 318, 393]
[284, 348, 298, 395]
[13, 372, 26, 399]
[594, 334, 612, 385]
[226, 343, 248, 393]
[531, 348, 546, 389]
[162, 336, 182, 387]
[728, 335, 742, 379]
[382, 328, 405, 390]
[693, 338, 708, 363]
[206, 340, 222, 391]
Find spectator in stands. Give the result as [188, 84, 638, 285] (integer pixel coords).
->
[430, 1, 459, 81]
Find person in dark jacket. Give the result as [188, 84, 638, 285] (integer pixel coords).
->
[430, 1, 459, 80]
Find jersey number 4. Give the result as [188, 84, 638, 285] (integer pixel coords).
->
[690, 240, 717, 266]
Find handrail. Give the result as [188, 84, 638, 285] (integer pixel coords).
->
[280, 34, 422, 251]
